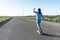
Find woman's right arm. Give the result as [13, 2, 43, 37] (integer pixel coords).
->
[33, 8, 38, 13]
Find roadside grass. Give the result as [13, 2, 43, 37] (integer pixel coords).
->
[25, 16, 36, 20]
[0, 16, 12, 23]
[25, 15, 60, 22]
[44, 16, 60, 22]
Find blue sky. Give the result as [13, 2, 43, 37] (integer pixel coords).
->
[0, 0, 60, 16]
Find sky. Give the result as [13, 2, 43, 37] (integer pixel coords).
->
[0, 0, 60, 16]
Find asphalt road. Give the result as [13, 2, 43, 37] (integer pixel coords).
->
[0, 17, 60, 40]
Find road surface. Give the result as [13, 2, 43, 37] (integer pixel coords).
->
[0, 17, 60, 40]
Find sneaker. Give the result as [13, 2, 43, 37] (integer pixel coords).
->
[40, 30, 42, 32]
[37, 30, 43, 34]
[40, 31, 43, 34]
[37, 30, 40, 34]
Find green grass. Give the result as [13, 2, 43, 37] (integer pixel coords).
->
[0, 16, 12, 23]
[25, 16, 36, 20]
[44, 16, 60, 22]
[25, 15, 60, 22]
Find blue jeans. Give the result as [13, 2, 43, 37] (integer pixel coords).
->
[36, 19, 42, 31]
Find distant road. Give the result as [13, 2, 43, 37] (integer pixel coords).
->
[0, 17, 60, 40]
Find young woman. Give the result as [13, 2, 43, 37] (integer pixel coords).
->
[33, 8, 44, 34]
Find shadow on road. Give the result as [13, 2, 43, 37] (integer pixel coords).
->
[41, 32, 60, 37]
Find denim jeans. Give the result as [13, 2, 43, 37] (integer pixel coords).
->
[36, 19, 42, 31]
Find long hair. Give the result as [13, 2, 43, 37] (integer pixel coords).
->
[38, 8, 41, 14]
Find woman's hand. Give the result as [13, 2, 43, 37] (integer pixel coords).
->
[33, 8, 35, 12]
[34, 8, 35, 10]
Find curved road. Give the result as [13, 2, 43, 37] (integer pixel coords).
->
[0, 17, 60, 40]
